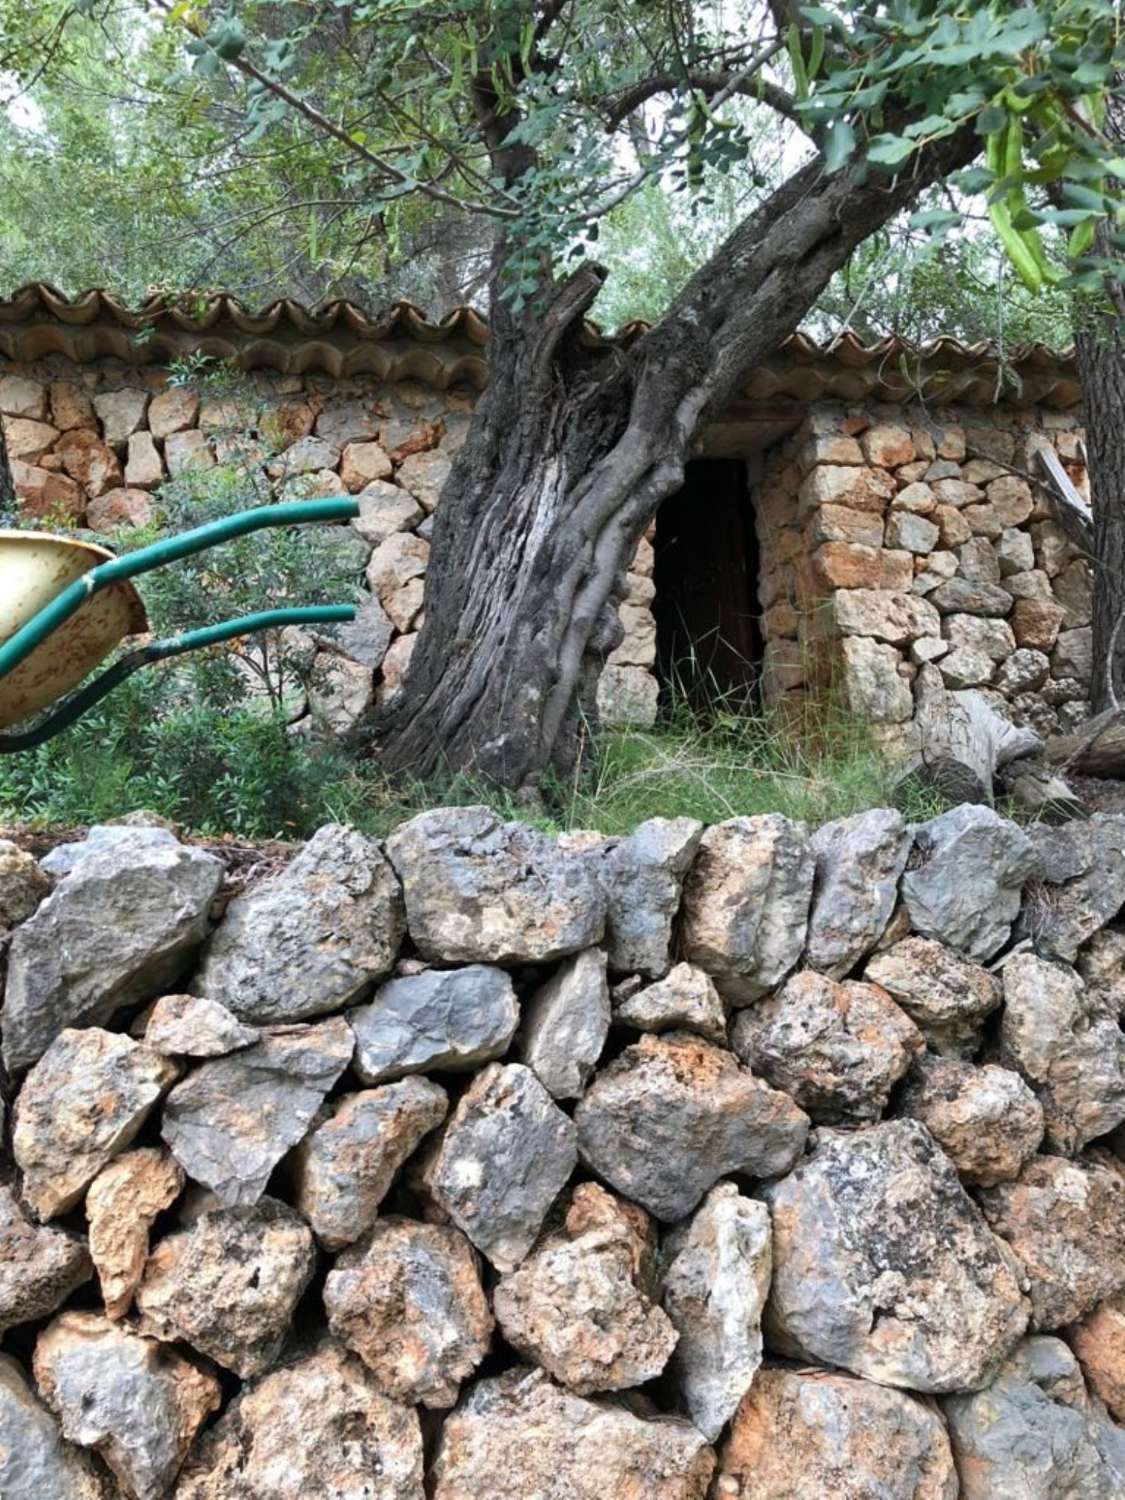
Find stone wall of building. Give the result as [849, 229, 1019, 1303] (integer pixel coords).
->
[754, 399, 1093, 744]
[1, 803, 1124, 1497]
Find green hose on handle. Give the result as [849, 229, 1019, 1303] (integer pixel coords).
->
[0, 497, 362, 751]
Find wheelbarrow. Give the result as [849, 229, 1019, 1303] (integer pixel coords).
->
[0, 497, 362, 752]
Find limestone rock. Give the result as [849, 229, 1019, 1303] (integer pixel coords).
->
[325, 1217, 492, 1407]
[899, 805, 1037, 961]
[148, 387, 198, 439]
[352, 479, 424, 544]
[731, 971, 923, 1125]
[943, 1336, 1125, 1499]
[613, 962, 727, 1044]
[306, 652, 375, 738]
[195, 824, 404, 1024]
[93, 389, 148, 447]
[143, 993, 259, 1057]
[350, 964, 519, 1085]
[86, 1150, 183, 1320]
[0, 1185, 92, 1334]
[135, 1198, 316, 1377]
[1077, 929, 1125, 1017]
[2, 826, 223, 1073]
[575, 1032, 809, 1223]
[763, 1120, 1028, 1392]
[518, 948, 610, 1099]
[977, 1154, 1125, 1330]
[385, 806, 605, 964]
[14, 1029, 177, 1220]
[161, 1018, 353, 1206]
[598, 817, 703, 977]
[293, 1078, 449, 1249]
[430, 1366, 715, 1500]
[717, 1365, 959, 1499]
[805, 808, 913, 977]
[1017, 814, 1125, 961]
[172, 1338, 424, 1500]
[864, 937, 1002, 1054]
[0, 1353, 113, 1500]
[662, 1182, 771, 1442]
[493, 1183, 676, 1394]
[424, 1063, 578, 1271]
[901, 1057, 1043, 1187]
[680, 815, 815, 1004]
[0, 839, 52, 932]
[1070, 1291, 1125, 1423]
[34, 1311, 220, 1500]
[1000, 952, 1125, 1155]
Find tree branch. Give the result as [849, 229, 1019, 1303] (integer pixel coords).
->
[604, 54, 803, 133]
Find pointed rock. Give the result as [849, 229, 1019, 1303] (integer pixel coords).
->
[612, 962, 727, 1044]
[86, 1149, 184, 1319]
[14, 1028, 178, 1220]
[493, 1183, 676, 1394]
[518, 948, 611, 1099]
[662, 1182, 771, 1442]
[161, 1018, 352, 1206]
[598, 817, 703, 977]
[763, 1120, 1028, 1392]
[1017, 814, 1125, 961]
[143, 994, 259, 1057]
[0, 1353, 111, 1500]
[172, 1338, 424, 1500]
[423, 1063, 578, 1271]
[325, 1217, 492, 1408]
[194, 825, 404, 1024]
[2, 826, 222, 1073]
[135, 1198, 316, 1378]
[575, 1032, 808, 1222]
[349, 964, 519, 1084]
[0, 1184, 92, 1334]
[293, 1079, 448, 1249]
[34, 1311, 220, 1500]
[805, 808, 913, 978]
[1070, 1291, 1125, 1423]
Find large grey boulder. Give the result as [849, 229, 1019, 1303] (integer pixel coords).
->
[805, 808, 913, 977]
[430, 1367, 715, 1500]
[977, 1154, 1125, 1330]
[574, 1032, 809, 1223]
[195, 825, 404, 1023]
[349, 964, 518, 1084]
[598, 817, 703, 976]
[0, 1185, 92, 1335]
[384, 806, 605, 963]
[325, 1217, 493, 1408]
[680, 815, 815, 1003]
[943, 1336, 1125, 1498]
[292, 1078, 449, 1249]
[2, 826, 222, 1073]
[662, 1182, 771, 1442]
[731, 970, 923, 1125]
[172, 1338, 425, 1500]
[900, 805, 1037, 960]
[763, 1120, 1028, 1392]
[518, 948, 610, 1099]
[900, 1056, 1043, 1187]
[34, 1311, 220, 1500]
[14, 1028, 178, 1220]
[134, 1198, 316, 1378]
[162, 1018, 353, 1206]
[717, 1365, 959, 1499]
[493, 1183, 676, 1395]
[0, 1353, 112, 1500]
[1000, 952, 1125, 1155]
[423, 1063, 578, 1271]
[864, 937, 1002, 1054]
[1017, 814, 1125, 961]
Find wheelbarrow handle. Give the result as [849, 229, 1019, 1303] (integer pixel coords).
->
[0, 604, 358, 752]
[0, 497, 360, 687]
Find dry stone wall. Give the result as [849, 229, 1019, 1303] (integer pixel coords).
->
[1, 802, 1124, 1497]
[0, 357, 659, 734]
[754, 399, 1093, 744]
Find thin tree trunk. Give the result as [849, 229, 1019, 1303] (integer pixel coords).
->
[374, 131, 978, 789]
[0, 423, 14, 511]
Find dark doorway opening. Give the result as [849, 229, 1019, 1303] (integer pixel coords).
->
[653, 458, 762, 712]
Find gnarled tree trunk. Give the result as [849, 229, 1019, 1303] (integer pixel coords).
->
[373, 133, 978, 789]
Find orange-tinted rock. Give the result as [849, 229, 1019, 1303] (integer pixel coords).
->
[86, 487, 154, 529]
[1069, 1291, 1125, 1422]
[50, 380, 95, 430]
[862, 424, 916, 468]
[55, 428, 123, 495]
[86, 1148, 184, 1319]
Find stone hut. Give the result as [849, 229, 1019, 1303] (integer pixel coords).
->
[0, 283, 1091, 742]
